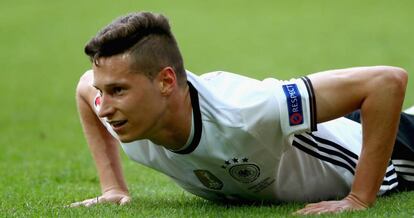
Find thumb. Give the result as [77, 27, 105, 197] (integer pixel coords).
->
[119, 196, 131, 205]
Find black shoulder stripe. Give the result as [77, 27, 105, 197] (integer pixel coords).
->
[300, 77, 317, 131]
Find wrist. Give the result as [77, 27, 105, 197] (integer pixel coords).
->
[346, 192, 372, 209]
[103, 186, 129, 195]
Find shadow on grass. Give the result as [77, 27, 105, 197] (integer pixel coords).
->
[59, 191, 414, 217]
[119, 193, 304, 216]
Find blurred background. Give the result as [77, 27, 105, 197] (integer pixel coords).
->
[1, 0, 413, 216]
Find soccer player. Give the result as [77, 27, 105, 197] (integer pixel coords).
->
[71, 12, 414, 215]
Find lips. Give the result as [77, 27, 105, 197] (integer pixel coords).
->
[108, 120, 127, 130]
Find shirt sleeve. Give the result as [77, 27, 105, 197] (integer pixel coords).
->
[273, 76, 317, 136]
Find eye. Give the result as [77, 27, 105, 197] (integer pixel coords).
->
[112, 87, 125, 96]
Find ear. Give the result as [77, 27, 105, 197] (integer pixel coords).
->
[157, 67, 177, 95]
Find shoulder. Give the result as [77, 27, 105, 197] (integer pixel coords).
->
[187, 71, 282, 128]
[187, 70, 273, 100]
[76, 70, 98, 107]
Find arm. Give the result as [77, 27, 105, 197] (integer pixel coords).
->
[70, 71, 130, 207]
[295, 66, 408, 215]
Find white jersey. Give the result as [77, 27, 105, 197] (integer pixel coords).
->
[95, 71, 398, 203]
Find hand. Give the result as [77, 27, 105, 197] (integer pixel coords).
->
[293, 194, 369, 215]
[69, 189, 131, 207]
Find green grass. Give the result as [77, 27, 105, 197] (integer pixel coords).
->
[1, 0, 413, 217]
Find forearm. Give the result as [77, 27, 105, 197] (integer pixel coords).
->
[72, 73, 132, 207]
[82, 114, 129, 194]
[77, 88, 129, 194]
[88, 137, 129, 193]
[309, 66, 408, 205]
[351, 75, 406, 205]
[294, 66, 408, 215]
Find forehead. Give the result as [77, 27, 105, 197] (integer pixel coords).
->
[92, 54, 136, 87]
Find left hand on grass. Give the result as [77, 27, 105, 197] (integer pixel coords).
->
[68, 189, 131, 207]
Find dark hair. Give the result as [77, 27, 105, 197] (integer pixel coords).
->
[85, 12, 186, 86]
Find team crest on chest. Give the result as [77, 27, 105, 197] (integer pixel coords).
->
[194, 170, 223, 190]
[221, 157, 260, 183]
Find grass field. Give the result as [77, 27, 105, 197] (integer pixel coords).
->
[1, 0, 413, 217]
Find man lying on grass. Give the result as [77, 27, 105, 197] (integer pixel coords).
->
[71, 12, 414, 215]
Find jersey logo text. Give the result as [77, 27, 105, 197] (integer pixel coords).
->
[282, 84, 304, 126]
[194, 170, 223, 190]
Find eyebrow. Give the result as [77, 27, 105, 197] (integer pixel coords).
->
[93, 82, 125, 90]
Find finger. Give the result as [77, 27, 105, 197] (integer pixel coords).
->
[69, 201, 83, 208]
[119, 196, 131, 205]
[300, 204, 350, 215]
[86, 197, 101, 207]
[71, 199, 91, 207]
[293, 204, 319, 215]
[82, 197, 101, 207]
[293, 207, 314, 215]
[97, 195, 110, 204]
[84, 199, 95, 207]
[303, 202, 318, 208]
[298, 208, 319, 215]
[293, 204, 328, 215]
[304, 208, 333, 215]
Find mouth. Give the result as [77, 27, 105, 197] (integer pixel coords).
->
[108, 120, 128, 130]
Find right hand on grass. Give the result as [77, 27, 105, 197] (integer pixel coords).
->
[69, 189, 131, 207]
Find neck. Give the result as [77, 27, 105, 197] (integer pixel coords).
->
[148, 85, 192, 150]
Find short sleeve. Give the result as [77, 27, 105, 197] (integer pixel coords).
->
[274, 77, 317, 136]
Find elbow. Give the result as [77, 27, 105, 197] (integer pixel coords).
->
[389, 66, 408, 95]
[76, 70, 93, 98]
[377, 66, 408, 98]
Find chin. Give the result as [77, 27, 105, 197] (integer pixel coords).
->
[118, 134, 139, 143]
[117, 129, 147, 143]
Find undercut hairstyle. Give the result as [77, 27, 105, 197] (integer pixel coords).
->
[84, 12, 187, 86]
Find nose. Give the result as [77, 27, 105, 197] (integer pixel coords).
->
[97, 94, 115, 118]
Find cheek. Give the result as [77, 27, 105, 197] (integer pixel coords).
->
[142, 96, 166, 119]
[123, 87, 165, 119]
[123, 96, 159, 117]
[114, 96, 141, 117]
